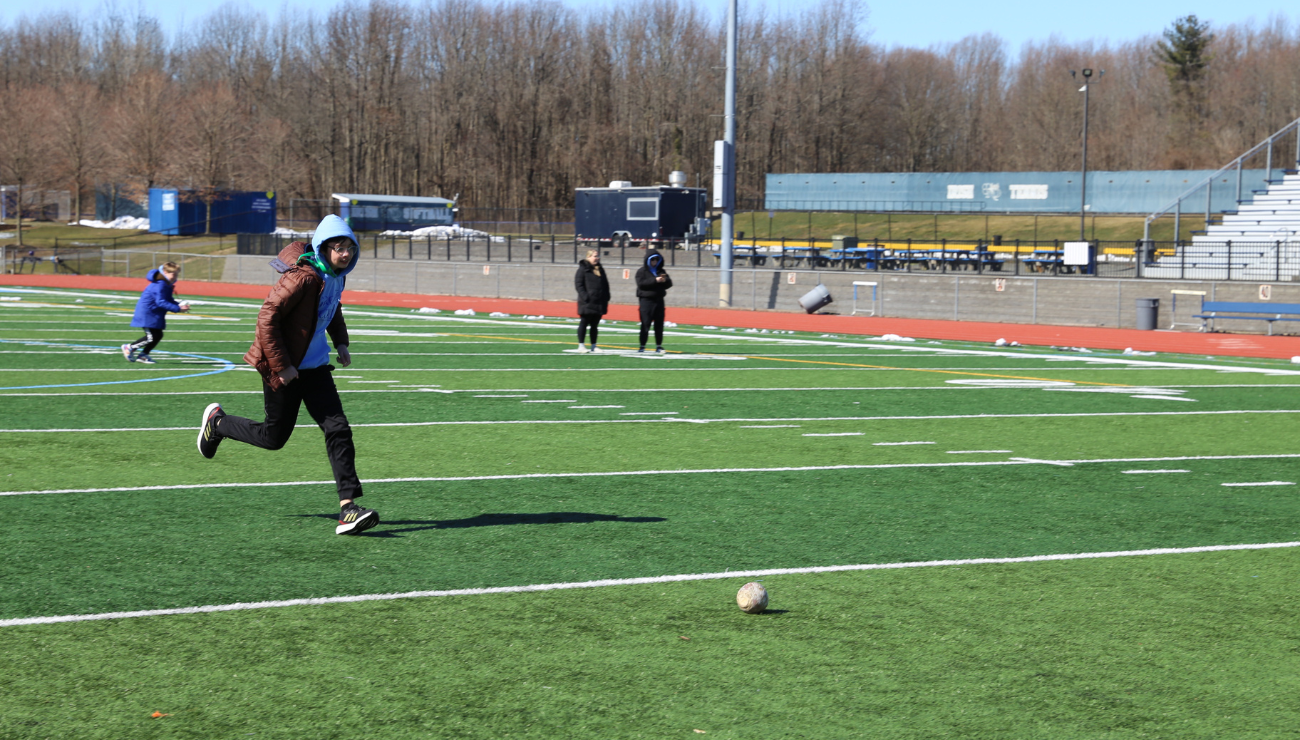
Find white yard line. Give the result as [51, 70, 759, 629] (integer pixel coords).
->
[803, 432, 864, 437]
[4, 541, 1297, 627]
[873, 441, 935, 446]
[947, 450, 1013, 454]
[6, 453, 1300, 497]
[1122, 469, 1190, 474]
[1221, 481, 1295, 487]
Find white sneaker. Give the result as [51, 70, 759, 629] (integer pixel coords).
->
[121, 344, 135, 362]
[577, 343, 587, 352]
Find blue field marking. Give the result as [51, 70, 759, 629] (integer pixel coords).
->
[0, 339, 236, 390]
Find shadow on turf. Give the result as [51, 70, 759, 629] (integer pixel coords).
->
[291, 511, 666, 537]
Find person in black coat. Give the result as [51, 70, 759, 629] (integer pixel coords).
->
[574, 249, 611, 352]
[634, 249, 673, 353]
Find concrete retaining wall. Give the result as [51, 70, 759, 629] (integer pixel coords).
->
[220, 255, 1300, 333]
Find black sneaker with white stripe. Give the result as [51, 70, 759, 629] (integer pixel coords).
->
[198, 402, 224, 459]
[336, 503, 379, 535]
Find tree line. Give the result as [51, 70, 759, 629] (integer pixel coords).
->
[0, 1, 1297, 217]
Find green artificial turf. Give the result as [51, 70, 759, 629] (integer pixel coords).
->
[1, 549, 1296, 738]
[3, 287, 1300, 738]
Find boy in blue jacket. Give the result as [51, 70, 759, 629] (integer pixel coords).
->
[122, 261, 189, 364]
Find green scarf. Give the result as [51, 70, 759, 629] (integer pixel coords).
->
[297, 250, 336, 277]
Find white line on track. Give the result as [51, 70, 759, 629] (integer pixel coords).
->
[4, 408, 1300, 433]
[5, 541, 1297, 627]
[1221, 481, 1295, 487]
[6, 453, 1300, 497]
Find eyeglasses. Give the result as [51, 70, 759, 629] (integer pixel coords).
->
[329, 243, 356, 254]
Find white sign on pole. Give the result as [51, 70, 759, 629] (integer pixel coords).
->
[712, 140, 731, 209]
[1063, 241, 1091, 266]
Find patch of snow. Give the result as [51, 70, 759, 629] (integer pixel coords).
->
[379, 224, 502, 242]
[79, 217, 149, 230]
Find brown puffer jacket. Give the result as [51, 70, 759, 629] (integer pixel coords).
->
[243, 241, 350, 390]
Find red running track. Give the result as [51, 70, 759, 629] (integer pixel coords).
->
[4, 273, 1299, 360]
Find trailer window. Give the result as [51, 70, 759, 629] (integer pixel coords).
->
[626, 198, 658, 220]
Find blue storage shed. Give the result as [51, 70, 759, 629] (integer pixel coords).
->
[149, 189, 276, 235]
[333, 193, 456, 232]
[575, 184, 707, 244]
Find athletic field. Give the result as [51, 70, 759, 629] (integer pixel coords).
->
[2, 284, 1298, 738]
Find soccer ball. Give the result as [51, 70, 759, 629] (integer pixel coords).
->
[736, 582, 768, 614]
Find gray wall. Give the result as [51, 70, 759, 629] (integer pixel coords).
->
[219, 255, 1300, 333]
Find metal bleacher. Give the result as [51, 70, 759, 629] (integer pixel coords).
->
[1143, 115, 1300, 281]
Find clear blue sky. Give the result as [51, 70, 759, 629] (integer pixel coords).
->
[3, 0, 1295, 56]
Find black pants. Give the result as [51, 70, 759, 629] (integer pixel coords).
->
[638, 298, 665, 348]
[577, 313, 601, 345]
[217, 366, 362, 501]
[128, 329, 163, 355]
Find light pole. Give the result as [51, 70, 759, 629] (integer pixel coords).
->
[1070, 68, 1102, 242]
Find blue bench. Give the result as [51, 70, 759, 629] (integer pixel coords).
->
[1193, 300, 1300, 334]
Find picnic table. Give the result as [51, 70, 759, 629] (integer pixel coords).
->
[1021, 249, 1069, 273]
[878, 248, 1003, 272]
[826, 247, 886, 269]
[710, 245, 768, 266]
[775, 246, 822, 267]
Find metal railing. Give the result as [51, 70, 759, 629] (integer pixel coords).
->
[10, 237, 1300, 284]
[1143, 115, 1300, 244]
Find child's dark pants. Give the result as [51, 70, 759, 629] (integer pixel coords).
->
[128, 329, 163, 355]
[218, 366, 362, 501]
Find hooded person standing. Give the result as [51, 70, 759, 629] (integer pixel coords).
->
[574, 248, 611, 352]
[195, 214, 378, 536]
[634, 249, 673, 353]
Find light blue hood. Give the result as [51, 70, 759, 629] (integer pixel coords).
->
[309, 214, 360, 277]
[298, 214, 358, 370]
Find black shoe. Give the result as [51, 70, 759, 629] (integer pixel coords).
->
[198, 403, 224, 459]
[336, 503, 379, 535]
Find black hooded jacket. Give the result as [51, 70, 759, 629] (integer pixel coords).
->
[574, 259, 611, 315]
[634, 250, 673, 300]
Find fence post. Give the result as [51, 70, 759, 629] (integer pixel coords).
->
[1276, 240, 1281, 283]
[507, 234, 512, 262]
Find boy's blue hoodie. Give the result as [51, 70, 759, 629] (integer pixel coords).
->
[298, 215, 360, 370]
[131, 268, 183, 329]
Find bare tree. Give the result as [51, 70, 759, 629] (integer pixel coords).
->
[0, 86, 56, 244]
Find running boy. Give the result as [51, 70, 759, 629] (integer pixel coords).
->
[196, 215, 378, 535]
[122, 261, 189, 364]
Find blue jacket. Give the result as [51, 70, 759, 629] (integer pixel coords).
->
[298, 215, 359, 369]
[131, 268, 183, 329]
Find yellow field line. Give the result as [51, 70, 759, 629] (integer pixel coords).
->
[442, 331, 1129, 387]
